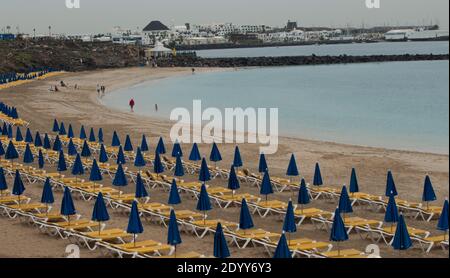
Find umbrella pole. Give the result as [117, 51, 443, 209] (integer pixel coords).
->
[68, 215, 71, 226]
[288, 233, 291, 246]
[391, 223, 394, 233]
[204, 212, 206, 226]
[265, 195, 268, 205]
[337, 241, 340, 256]
[46, 203, 49, 216]
[18, 195, 20, 208]
[134, 234, 136, 247]
[427, 201, 429, 210]
[301, 204, 304, 214]
[98, 222, 101, 235]
[175, 245, 177, 258]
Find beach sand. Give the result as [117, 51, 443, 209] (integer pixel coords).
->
[0, 67, 448, 258]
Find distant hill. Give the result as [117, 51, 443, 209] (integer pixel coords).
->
[0, 38, 141, 73]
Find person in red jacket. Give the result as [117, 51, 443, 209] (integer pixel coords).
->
[129, 98, 135, 112]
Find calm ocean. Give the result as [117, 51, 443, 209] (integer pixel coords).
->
[104, 43, 449, 154]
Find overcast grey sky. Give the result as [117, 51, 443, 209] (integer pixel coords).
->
[0, 0, 448, 34]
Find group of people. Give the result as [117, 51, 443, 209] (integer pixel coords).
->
[128, 98, 158, 113]
[49, 80, 78, 93]
[97, 84, 106, 98]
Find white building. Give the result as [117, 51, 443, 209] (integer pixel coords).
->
[142, 20, 170, 45]
[384, 29, 414, 41]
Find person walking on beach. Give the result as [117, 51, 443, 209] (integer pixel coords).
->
[129, 98, 135, 112]
[155, 104, 158, 112]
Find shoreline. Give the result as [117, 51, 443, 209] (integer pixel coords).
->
[0, 66, 449, 258]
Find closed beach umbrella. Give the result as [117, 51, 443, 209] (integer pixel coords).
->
[156, 137, 166, 154]
[153, 151, 165, 174]
[7, 125, 12, 139]
[67, 124, 74, 138]
[41, 177, 54, 213]
[52, 119, 60, 133]
[61, 187, 76, 224]
[239, 198, 254, 231]
[92, 192, 110, 234]
[79, 126, 87, 140]
[258, 153, 268, 173]
[89, 128, 96, 142]
[111, 131, 120, 147]
[385, 195, 399, 229]
[392, 214, 412, 251]
[134, 147, 146, 170]
[140, 135, 149, 152]
[228, 166, 240, 197]
[189, 143, 201, 161]
[260, 171, 274, 202]
[81, 140, 91, 160]
[67, 138, 77, 156]
[283, 200, 297, 244]
[0, 167, 8, 196]
[385, 170, 398, 197]
[13, 170, 25, 200]
[214, 222, 231, 258]
[286, 154, 299, 178]
[197, 184, 212, 224]
[127, 201, 144, 246]
[273, 233, 292, 259]
[168, 179, 181, 205]
[124, 135, 133, 152]
[422, 175, 437, 209]
[15, 126, 23, 142]
[297, 178, 311, 213]
[112, 163, 128, 187]
[437, 199, 449, 241]
[34, 132, 43, 147]
[98, 128, 104, 143]
[174, 156, 184, 177]
[313, 162, 323, 186]
[116, 146, 126, 165]
[99, 144, 108, 163]
[330, 208, 349, 256]
[23, 144, 34, 164]
[198, 158, 211, 183]
[5, 140, 19, 162]
[25, 128, 33, 143]
[89, 159, 103, 190]
[233, 146, 243, 168]
[349, 168, 359, 194]
[38, 149, 45, 169]
[167, 209, 182, 257]
[338, 186, 353, 219]
[53, 135, 62, 152]
[57, 150, 67, 173]
[0, 140, 4, 160]
[172, 141, 183, 158]
[209, 142, 222, 166]
[135, 173, 148, 200]
[59, 122, 67, 136]
[71, 154, 85, 185]
[43, 133, 51, 149]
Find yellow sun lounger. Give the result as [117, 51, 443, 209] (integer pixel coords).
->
[321, 249, 366, 258]
[82, 229, 133, 242]
[158, 251, 204, 259]
[105, 240, 174, 258]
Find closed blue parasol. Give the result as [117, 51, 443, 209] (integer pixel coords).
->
[135, 173, 148, 199]
[89, 159, 103, 190]
[349, 168, 359, 194]
[134, 147, 146, 169]
[283, 200, 297, 243]
[156, 137, 166, 154]
[52, 119, 60, 132]
[239, 198, 254, 230]
[392, 214, 412, 250]
[15, 126, 23, 142]
[61, 187, 76, 218]
[72, 154, 85, 177]
[197, 184, 212, 224]
[81, 140, 91, 159]
[286, 154, 299, 177]
[116, 146, 126, 165]
[167, 210, 182, 252]
[124, 135, 133, 152]
[43, 133, 51, 149]
[5, 140, 19, 161]
[67, 138, 78, 156]
[338, 185, 353, 215]
[198, 158, 211, 183]
[140, 135, 149, 152]
[59, 122, 67, 136]
[89, 128, 96, 142]
[422, 175, 437, 209]
[12, 170, 25, 197]
[41, 177, 54, 205]
[189, 143, 201, 161]
[127, 201, 144, 246]
[437, 199, 449, 240]
[99, 144, 108, 163]
[172, 141, 183, 158]
[313, 162, 323, 186]
[297, 178, 311, 212]
[112, 163, 128, 187]
[385, 195, 399, 232]
[209, 142, 222, 164]
[260, 171, 274, 202]
[174, 156, 184, 177]
[34, 132, 43, 147]
[258, 153, 268, 173]
[67, 124, 74, 138]
[38, 149, 45, 169]
[168, 179, 181, 205]
[111, 131, 120, 147]
[57, 150, 67, 172]
[25, 128, 33, 143]
[227, 165, 240, 194]
[153, 151, 165, 174]
[98, 128, 104, 143]
[92, 192, 110, 234]
[214, 222, 231, 258]
[330, 208, 349, 255]
[23, 144, 34, 164]
[79, 125, 87, 140]
[273, 233, 292, 259]
[0, 167, 8, 195]
[233, 146, 243, 168]
[53, 135, 62, 152]
[385, 170, 398, 197]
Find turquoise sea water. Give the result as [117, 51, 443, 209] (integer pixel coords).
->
[196, 41, 449, 58]
[103, 60, 449, 154]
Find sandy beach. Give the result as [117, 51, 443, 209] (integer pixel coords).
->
[0, 67, 448, 258]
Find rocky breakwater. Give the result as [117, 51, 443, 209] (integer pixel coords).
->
[157, 54, 449, 67]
